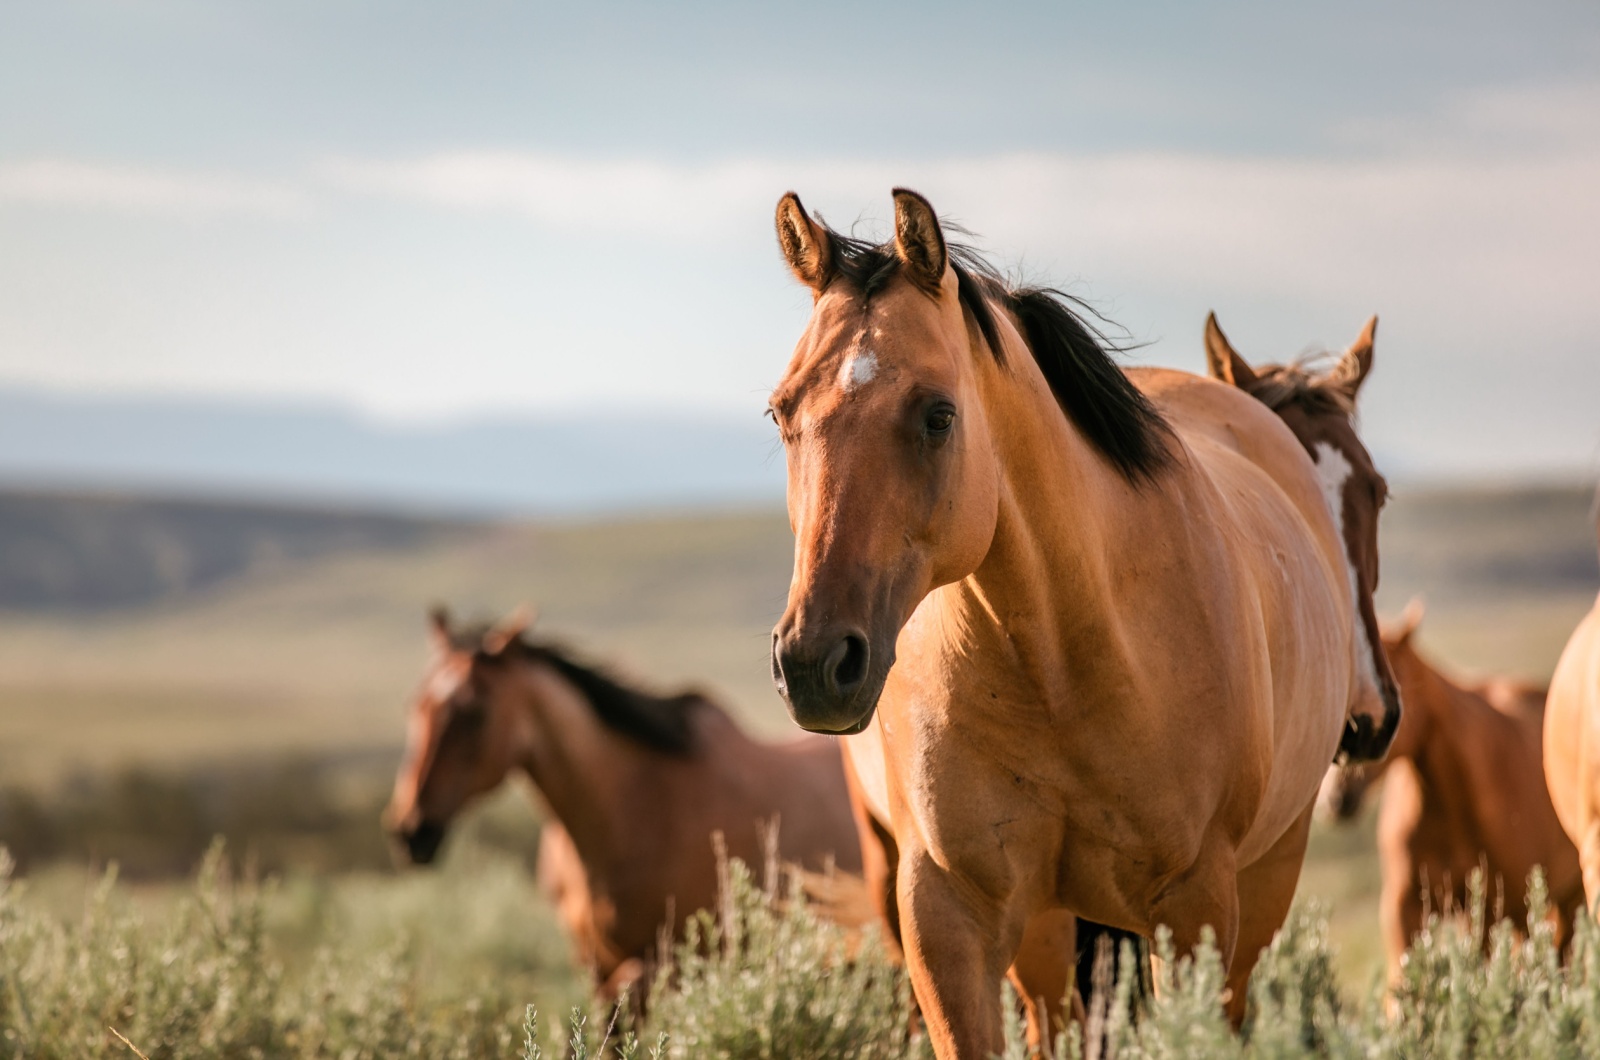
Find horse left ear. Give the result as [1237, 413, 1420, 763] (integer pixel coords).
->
[482, 604, 536, 657]
[1330, 315, 1378, 400]
[892, 188, 948, 293]
[1203, 312, 1259, 389]
[427, 605, 453, 655]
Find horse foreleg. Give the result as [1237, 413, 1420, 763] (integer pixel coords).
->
[1147, 845, 1240, 1021]
[899, 851, 1024, 1060]
[1008, 909, 1078, 1055]
[1229, 805, 1314, 1025]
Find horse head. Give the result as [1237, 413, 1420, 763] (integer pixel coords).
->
[767, 190, 1006, 734]
[383, 605, 533, 864]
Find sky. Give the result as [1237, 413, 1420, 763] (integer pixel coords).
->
[1, 0, 1597, 483]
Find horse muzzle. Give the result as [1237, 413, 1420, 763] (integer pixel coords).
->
[770, 625, 887, 734]
[390, 818, 448, 866]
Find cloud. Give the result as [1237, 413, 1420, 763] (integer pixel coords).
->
[320, 146, 1600, 343]
[0, 159, 309, 218]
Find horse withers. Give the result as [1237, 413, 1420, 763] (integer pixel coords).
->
[384, 607, 862, 1005]
[1543, 519, 1600, 906]
[1325, 602, 1581, 982]
[1203, 312, 1402, 758]
[766, 189, 1383, 1056]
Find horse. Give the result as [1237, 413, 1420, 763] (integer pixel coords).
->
[384, 606, 863, 1004]
[1324, 601, 1581, 982]
[1543, 518, 1600, 905]
[766, 188, 1396, 1057]
[1203, 313, 1402, 739]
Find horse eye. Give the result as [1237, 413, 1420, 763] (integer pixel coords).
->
[924, 404, 956, 438]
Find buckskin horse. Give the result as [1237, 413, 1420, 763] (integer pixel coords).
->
[1544, 518, 1600, 906]
[1326, 602, 1581, 982]
[384, 607, 862, 1004]
[766, 189, 1397, 1056]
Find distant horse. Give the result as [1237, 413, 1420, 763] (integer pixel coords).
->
[1543, 519, 1600, 905]
[1203, 313, 1402, 738]
[766, 188, 1394, 1056]
[1325, 602, 1581, 982]
[384, 607, 863, 1003]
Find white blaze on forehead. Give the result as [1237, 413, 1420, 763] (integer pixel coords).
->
[1313, 440, 1381, 691]
[837, 349, 879, 392]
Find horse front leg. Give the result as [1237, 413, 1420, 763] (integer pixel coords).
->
[1147, 845, 1241, 1022]
[899, 849, 1026, 1059]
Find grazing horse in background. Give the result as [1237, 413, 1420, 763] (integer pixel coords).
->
[384, 607, 862, 1004]
[766, 188, 1392, 1056]
[1324, 602, 1581, 983]
[1544, 518, 1600, 905]
[1203, 313, 1402, 746]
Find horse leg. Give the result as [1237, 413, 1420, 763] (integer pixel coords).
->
[1147, 845, 1240, 1017]
[1379, 849, 1422, 988]
[1008, 909, 1077, 1055]
[1580, 821, 1600, 911]
[899, 850, 1024, 1060]
[1228, 805, 1314, 1025]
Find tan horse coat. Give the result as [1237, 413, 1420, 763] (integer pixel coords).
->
[769, 190, 1374, 1056]
[1544, 586, 1600, 904]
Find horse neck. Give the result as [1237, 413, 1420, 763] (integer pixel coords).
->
[1405, 659, 1510, 829]
[956, 331, 1147, 673]
[506, 657, 669, 876]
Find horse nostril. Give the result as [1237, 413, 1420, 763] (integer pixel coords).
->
[826, 633, 870, 697]
[770, 633, 789, 697]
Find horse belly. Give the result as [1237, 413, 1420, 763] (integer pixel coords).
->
[1202, 459, 1351, 866]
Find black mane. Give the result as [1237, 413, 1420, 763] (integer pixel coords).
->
[818, 223, 1174, 484]
[452, 628, 698, 755]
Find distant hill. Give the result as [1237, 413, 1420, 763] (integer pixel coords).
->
[0, 489, 464, 610]
[0, 388, 785, 515]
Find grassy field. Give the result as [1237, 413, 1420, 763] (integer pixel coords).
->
[0, 484, 1595, 1006]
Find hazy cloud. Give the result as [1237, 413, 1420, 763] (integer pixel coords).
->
[319, 145, 1600, 341]
[0, 159, 309, 218]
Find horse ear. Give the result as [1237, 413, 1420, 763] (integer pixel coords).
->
[891, 187, 948, 293]
[482, 604, 535, 657]
[775, 192, 833, 293]
[1391, 595, 1425, 645]
[427, 605, 452, 654]
[1203, 312, 1258, 389]
[1329, 315, 1377, 400]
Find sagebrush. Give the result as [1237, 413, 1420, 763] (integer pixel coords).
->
[7, 842, 1600, 1059]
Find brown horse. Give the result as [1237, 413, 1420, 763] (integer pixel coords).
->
[1325, 602, 1581, 982]
[767, 188, 1395, 1056]
[384, 607, 863, 1002]
[1543, 519, 1600, 905]
[1203, 313, 1402, 742]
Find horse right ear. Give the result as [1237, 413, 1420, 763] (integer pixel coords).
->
[775, 192, 833, 293]
[427, 605, 453, 654]
[1204, 313, 1259, 390]
[1391, 596, 1426, 645]
[482, 604, 536, 657]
